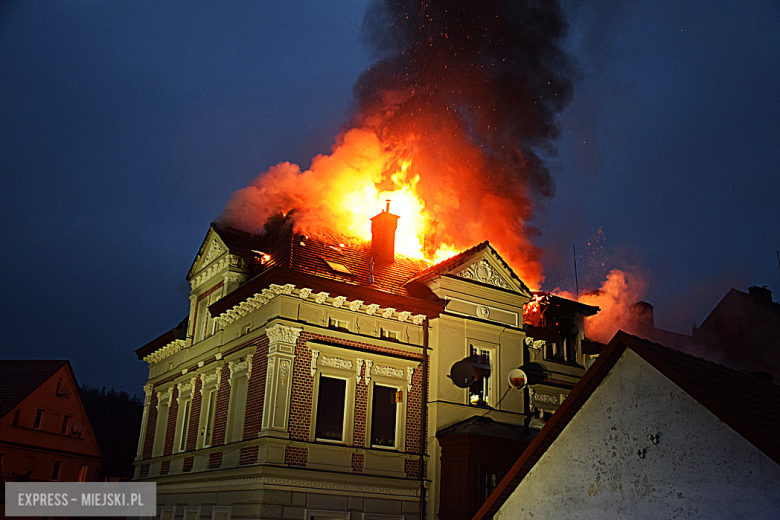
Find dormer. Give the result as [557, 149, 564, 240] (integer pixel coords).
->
[185, 223, 263, 346]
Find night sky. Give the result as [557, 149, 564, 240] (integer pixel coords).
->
[2, 1, 778, 395]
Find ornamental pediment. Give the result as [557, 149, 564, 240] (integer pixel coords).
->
[425, 245, 533, 298]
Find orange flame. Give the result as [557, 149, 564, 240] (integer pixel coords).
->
[223, 126, 542, 281]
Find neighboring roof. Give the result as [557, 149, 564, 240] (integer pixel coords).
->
[474, 331, 780, 520]
[546, 294, 599, 317]
[406, 241, 532, 295]
[0, 360, 68, 418]
[437, 416, 534, 443]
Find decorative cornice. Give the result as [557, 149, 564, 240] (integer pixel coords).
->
[228, 353, 254, 383]
[266, 324, 303, 345]
[199, 366, 222, 394]
[154, 475, 418, 497]
[190, 254, 249, 290]
[176, 377, 197, 403]
[143, 339, 186, 365]
[156, 386, 174, 410]
[213, 285, 427, 335]
[457, 259, 510, 290]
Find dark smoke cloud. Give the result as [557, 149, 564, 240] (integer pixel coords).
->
[353, 0, 574, 203]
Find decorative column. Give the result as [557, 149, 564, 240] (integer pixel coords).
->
[260, 324, 302, 437]
[136, 383, 154, 460]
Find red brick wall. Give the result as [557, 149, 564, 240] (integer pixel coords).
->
[239, 445, 258, 465]
[160, 459, 171, 475]
[141, 392, 158, 460]
[352, 452, 364, 472]
[162, 386, 179, 456]
[404, 359, 426, 455]
[354, 370, 368, 447]
[288, 331, 425, 457]
[242, 337, 268, 439]
[208, 451, 223, 469]
[404, 458, 427, 479]
[139, 464, 150, 478]
[185, 378, 202, 452]
[285, 446, 308, 466]
[182, 456, 194, 472]
[210, 364, 231, 446]
[288, 334, 315, 441]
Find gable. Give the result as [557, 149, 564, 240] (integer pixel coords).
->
[493, 349, 780, 519]
[187, 227, 230, 280]
[410, 242, 533, 299]
[0, 363, 102, 458]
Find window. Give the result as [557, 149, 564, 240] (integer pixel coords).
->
[328, 317, 349, 331]
[212, 506, 231, 520]
[77, 465, 88, 482]
[226, 375, 248, 443]
[315, 376, 347, 442]
[183, 506, 200, 520]
[51, 461, 62, 481]
[160, 507, 176, 520]
[61, 415, 71, 435]
[33, 409, 44, 429]
[469, 346, 491, 407]
[153, 392, 171, 458]
[370, 385, 399, 448]
[381, 329, 399, 341]
[202, 390, 217, 448]
[178, 400, 192, 452]
[13, 410, 21, 426]
[481, 471, 499, 504]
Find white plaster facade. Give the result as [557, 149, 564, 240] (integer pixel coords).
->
[494, 349, 780, 520]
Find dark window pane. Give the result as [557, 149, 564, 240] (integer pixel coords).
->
[371, 385, 397, 447]
[33, 409, 44, 429]
[315, 376, 346, 441]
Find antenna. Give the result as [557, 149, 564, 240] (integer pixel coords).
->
[573, 244, 579, 297]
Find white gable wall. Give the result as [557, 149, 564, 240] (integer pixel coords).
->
[495, 349, 780, 520]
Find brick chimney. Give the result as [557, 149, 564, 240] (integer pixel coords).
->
[371, 201, 400, 263]
[629, 301, 654, 332]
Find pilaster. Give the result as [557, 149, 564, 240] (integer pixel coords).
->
[260, 324, 302, 438]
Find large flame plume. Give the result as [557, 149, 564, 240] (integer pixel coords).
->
[221, 0, 574, 287]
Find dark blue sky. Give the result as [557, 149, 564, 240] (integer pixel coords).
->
[2, 1, 778, 394]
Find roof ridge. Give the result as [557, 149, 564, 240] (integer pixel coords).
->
[621, 331, 780, 388]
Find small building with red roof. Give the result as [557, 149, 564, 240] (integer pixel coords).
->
[475, 331, 780, 520]
[0, 360, 102, 485]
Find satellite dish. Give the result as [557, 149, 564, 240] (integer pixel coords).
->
[72, 422, 84, 434]
[507, 368, 528, 389]
[449, 354, 492, 388]
[450, 359, 476, 388]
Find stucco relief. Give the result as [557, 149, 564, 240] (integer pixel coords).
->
[374, 365, 404, 378]
[457, 259, 511, 289]
[320, 355, 353, 370]
[266, 324, 303, 345]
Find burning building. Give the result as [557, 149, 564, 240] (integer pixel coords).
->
[133, 207, 602, 520]
[132, 1, 588, 518]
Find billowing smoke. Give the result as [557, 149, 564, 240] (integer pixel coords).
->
[222, 0, 574, 286]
